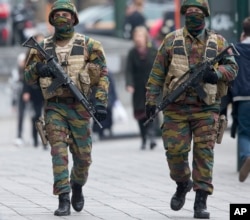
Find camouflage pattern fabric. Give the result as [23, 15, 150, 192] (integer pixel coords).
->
[24, 36, 109, 108]
[161, 96, 219, 194]
[146, 27, 238, 194]
[24, 33, 108, 195]
[146, 27, 238, 106]
[45, 102, 92, 195]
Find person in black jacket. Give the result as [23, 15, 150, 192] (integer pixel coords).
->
[13, 33, 45, 148]
[125, 25, 158, 150]
[231, 16, 250, 182]
[92, 72, 118, 139]
[123, 0, 146, 40]
[22, 76, 45, 148]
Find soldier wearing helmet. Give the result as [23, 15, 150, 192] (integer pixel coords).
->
[145, 0, 238, 219]
[180, 0, 210, 17]
[48, 0, 79, 26]
[24, 0, 109, 216]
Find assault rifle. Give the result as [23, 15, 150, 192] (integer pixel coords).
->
[144, 43, 239, 126]
[23, 36, 103, 129]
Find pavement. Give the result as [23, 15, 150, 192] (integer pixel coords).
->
[1, 99, 250, 220]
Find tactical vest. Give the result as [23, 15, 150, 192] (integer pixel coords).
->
[39, 33, 90, 99]
[163, 28, 220, 105]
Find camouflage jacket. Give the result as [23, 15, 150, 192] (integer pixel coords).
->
[145, 27, 238, 105]
[24, 33, 109, 108]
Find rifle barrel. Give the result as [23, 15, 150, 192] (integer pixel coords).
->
[143, 43, 239, 127]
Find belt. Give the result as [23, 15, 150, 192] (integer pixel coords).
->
[48, 97, 77, 104]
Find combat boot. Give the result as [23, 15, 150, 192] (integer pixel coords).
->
[54, 193, 70, 216]
[194, 190, 210, 219]
[170, 179, 193, 211]
[71, 182, 84, 212]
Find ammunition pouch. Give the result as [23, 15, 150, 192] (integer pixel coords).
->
[72, 66, 91, 96]
[203, 81, 228, 105]
[75, 62, 101, 95]
[203, 83, 217, 105]
[39, 63, 100, 100]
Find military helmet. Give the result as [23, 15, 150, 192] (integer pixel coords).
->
[180, 0, 210, 17]
[49, 0, 79, 26]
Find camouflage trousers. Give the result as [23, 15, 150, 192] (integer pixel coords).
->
[45, 102, 92, 195]
[161, 96, 220, 194]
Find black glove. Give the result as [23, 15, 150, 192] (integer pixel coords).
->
[145, 104, 156, 119]
[203, 69, 219, 84]
[94, 105, 107, 122]
[36, 62, 52, 77]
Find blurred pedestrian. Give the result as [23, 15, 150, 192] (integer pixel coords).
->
[219, 87, 232, 117]
[123, 0, 146, 40]
[149, 10, 175, 47]
[13, 33, 45, 148]
[125, 25, 158, 150]
[92, 71, 118, 139]
[231, 16, 250, 182]
[13, 52, 27, 147]
[11, 0, 36, 45]
[145, 0, 238, 218]
[22, 33, 45, 148]
[24, 0, 109, 216]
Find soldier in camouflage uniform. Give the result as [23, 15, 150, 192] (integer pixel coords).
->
[145, 0, 238, 218]
[24, 0, 109, 216]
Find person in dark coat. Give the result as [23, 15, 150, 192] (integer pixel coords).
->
[125, 25, 158, 150]
[22, 79, 45, 148]
[13, 33, 45, 148]
[13, 52, 28, 146]
[92, 72, 118, 139]
[123, 0, 146, 40]
[231, 16, 250, 182]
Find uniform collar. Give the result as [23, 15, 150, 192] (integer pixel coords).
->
[183, 26, 206, 42]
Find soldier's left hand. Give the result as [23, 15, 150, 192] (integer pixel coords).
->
[203, 69, 219, 84]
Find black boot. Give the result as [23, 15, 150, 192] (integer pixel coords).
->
[54, 193, 70, 216]
[170, 179, 193, 211]
[150, 141, 157, 150]
[71, 182, 84, 212]
[194, 190, 210, 219]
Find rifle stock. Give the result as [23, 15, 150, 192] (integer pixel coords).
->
[144, 43, 239, 127]
[23, 36, 103, 129]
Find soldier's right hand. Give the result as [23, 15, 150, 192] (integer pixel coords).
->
[36, 62, 52, 77]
